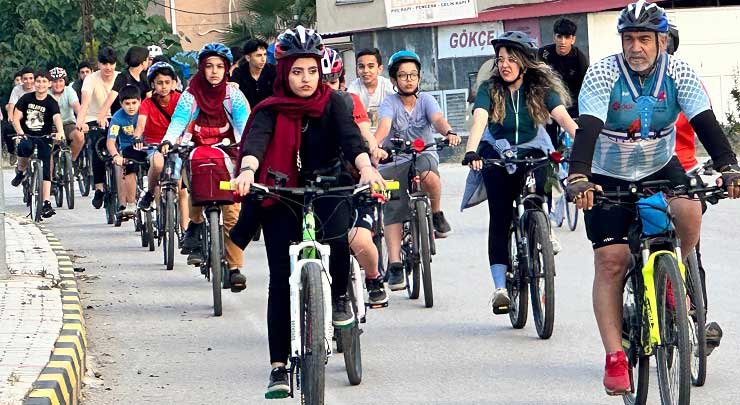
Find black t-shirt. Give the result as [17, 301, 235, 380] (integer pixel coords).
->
[111, 69, 150, 114]
[538, 44, 589, 116]
[231, 63, 276, 108]
[15, 92, 60, 136]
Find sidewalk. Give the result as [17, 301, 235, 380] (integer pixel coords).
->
[0, 215, 85, 405]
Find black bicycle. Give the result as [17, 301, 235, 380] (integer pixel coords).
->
[50, 138, 75, 209]
[159, 146, 185, 270]
[383, 138, 450, 308]
[131, 154, 155, 251]
[76, 124, 105, 197]
[19, 134, 52, 222]
[482, 155, 557, 339]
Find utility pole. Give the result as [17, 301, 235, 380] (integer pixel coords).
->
[81, 0, 94, 62]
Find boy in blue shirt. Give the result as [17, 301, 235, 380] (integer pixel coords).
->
[106, 85, 142, 218]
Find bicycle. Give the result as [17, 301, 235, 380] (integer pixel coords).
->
[552, 132, 578, 231]
[592, 181, 726, 405]
[383, 137, 450, 308]
[18, 134, 52, 223]
[130, 152, 156, 252]
[50, 137, 75, 209]
[159, 145, 185, 270]
[94, 137, 121, 226]
[482, 154, 557, 339]
[75, 124, 105, 197]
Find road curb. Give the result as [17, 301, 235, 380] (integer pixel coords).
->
[23, 226, 86, 405]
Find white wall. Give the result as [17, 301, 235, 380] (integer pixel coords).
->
[587, 6, 740, 123]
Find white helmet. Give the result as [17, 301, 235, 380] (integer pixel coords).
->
[148, 45, 163, 58]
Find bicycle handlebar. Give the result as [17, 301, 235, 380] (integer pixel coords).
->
[595, 181, 727, 203]
[480, 155, 551, 169]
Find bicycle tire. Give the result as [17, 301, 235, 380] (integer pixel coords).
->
[374, 204, 386, 279]
[566, 201, 578, 231]
[164, 190, 176, 270]
[63, 151, 75, 209]
[685, 249, 706, 386]
[85, 145, 94, 196]
[654, 254, 691, 405]
[76, 151, 90, 196]
[146, 211, 155, 251]
[299, 262, 326, 404]
[508, 225, 528, 329]
[31, 162, 43, 222]
[622, 354, 650, 405]
[53, 155, 63, 208]
[138, 210, 148, 247]
[208, 210, 223, 317]
[105, 166, 116, 225]
[341, 275, 362, 385]
[416, 200, 433, 308]
[528, 211, 555, 339]
[405, 221, 421, 300]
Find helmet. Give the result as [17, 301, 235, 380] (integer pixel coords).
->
[667, 23, 679, 54]
[147, 61, 177, 83]
[198, 43, 233, 64]
[617, 0, 669, 33]
[490, 31, 538, 59]
[321, 47, 343, 80]
[275, 26, 323, 60]
[148, 45, 163, 58]
[49, 67, 67, 80]
[388, 50, 421, 78]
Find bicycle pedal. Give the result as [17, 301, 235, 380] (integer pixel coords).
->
[365, 302, 389, 309]
[492, 305, 511, 315]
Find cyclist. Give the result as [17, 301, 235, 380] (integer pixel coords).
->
[374, 49, 461, 291]
[162, 42, 249, 291]
[134, 62, 182, 213]
[231, 39, 276, 109]
[231, 26, 384, 397]
[347, 48, 395, 127]
[10, 70, 65, 218]
[322, 46, 389, 305]
[97, 46, 151, 126]
[6, 67, 35, 119]
[76, 46, 120, 210]
[665, 22, 723, 354]
[461, 31, 577, 313]
[71, 61, 93, 101]
[565, 1, 739, 395]
[106, 85, 143, 217]
[49, 67, 84, 161]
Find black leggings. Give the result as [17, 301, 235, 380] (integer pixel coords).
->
[256, 194, 353, 364]
[17, 137, 52, 181]
[88, 123, 107, 185]
[480, 143, 547, 267]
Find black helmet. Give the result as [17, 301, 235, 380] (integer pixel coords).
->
[617, 0, 669, 33]
[667, 23, 679, 55]
[490, 31, 538, 59]
[275, 25, 323, 60]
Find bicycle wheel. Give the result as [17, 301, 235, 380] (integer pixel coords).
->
[105, 166, 116, 225]
[52, 154, 63, 208]
[507, 225, 528, 329]
[85, 146, 94, 196]
[404, 222, 421, 300]
[685, 250, 706, 387]
[374, 204, 386, 279]
[76, 151, 90, 196]
[340, 277, 362, 385]
[566, 201, 578, 231]
[299, 262, 326, 404]
[208, 210, 223, 317]
[415, 200, 433, 308]
[163, 189, 176, 270]
[138, 210, 148, 246]
[622, 354, 650, 405]
[654, 254, 691, 405]
[528, 211, 555, 339]
[63, 151, 75, 209]
[31, 162, 43, 222]
[145, 211, 155, 251]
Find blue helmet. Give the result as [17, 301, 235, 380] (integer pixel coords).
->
[147, 61, 177, 83]
[388, 50, 421, 78]
[197, 43, 233, 64]
[617, 0, 669, 33]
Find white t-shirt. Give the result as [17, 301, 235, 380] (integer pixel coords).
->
[347, 75, 395, 128]
[81, 70, 119, 122]
[9, 84, 34, 105]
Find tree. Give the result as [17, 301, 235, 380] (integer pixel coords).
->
[220, 0, 316, 48]
[0, 0, 182, 102]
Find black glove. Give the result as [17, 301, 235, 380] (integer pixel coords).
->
[378, 147, 394, 165]
[565, 175, 598, 202]
[720, 164, 740, 189]
[462, 151, 481, 166]
[159, 140, 172, 152]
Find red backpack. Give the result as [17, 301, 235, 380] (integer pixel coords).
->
[188, 145, 235, 206]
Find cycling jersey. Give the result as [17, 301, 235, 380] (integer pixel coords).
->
[674, 112, 698, 171]
[579, 53, 710, 181]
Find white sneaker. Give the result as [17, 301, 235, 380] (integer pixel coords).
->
[550, 228, 562, 255]
[123, 203, 136, 216]
[491, 288, 511, 314]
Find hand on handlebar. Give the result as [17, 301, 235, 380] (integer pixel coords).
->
[113, 155, 124, 166]
[96, 115, 109, 129]
[565, 174, 602, 210]
[359, 166, 386, 191]
[718, 164, 740, 199]
[445, 132, 461, 146]
[370, 147, 388, 165]
[76, 121, 89, 133]
[233, 169, 255, 197]
[54, 132, 65, 142]
[462, 151, 482, 171]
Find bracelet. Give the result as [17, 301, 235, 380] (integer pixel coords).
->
[239, 165, 255, 174]
[568, 175, 588, 184]
[446, 129, 457, 136]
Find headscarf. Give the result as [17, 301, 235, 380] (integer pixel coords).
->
[187, 56, 231, 127]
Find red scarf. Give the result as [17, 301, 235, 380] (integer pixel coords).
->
[238, 55, 332, 189]
[187, 58, 230, 127]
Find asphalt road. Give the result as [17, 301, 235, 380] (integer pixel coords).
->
[4, 166, 740, 404]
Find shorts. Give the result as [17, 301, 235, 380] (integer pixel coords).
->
[120, 146, 153, 175]
[379, 155, 439, 225]
[584, 156, 691, 250]
[63, 122, 77, 142]
[353, 205, 376, 231]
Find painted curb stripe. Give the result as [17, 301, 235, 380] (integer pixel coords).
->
[23, 229, 85, 405]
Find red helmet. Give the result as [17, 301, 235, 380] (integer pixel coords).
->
[321, 47, 343, 81]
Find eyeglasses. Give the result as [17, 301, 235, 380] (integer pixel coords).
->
[496, 57, 519, 66]
[396, 73, 419, 81]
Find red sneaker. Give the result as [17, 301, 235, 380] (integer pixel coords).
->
[604, 351, 630, 396]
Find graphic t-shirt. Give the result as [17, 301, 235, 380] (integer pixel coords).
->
[111, 69, 150, 115]
[138, 91, 181, 144]
[15, 92, 60, 136]
[107, 108, 139, 150]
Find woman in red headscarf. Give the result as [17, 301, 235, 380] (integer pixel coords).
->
[232, 26, 384, 398]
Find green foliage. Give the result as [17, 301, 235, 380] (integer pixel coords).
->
[221, 0, 316, 48]
[724, 67, 740, 145]
[0, 0, 182, 102]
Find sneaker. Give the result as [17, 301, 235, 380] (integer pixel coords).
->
[138, 191, 154, 211]
[11, 170, 24, 187]
[366, 277, 388, 306]
[603, 351, 630, 396]
[550, 228, 562, 255]
[41, 201, 56, 218]
[332, 294, 355, 328]
[705, 321, 723, 356]
[229, 269, 247, 292]
[187, 248, 204, 267]
[181, 221, 204, 254]
[491, 288, 511, 314]
[122, 203, 136, 217]
[92, 189, 104, 209]
[432, 211, 452, 238]
[387, 262, 406, 291]
[265, 366, 290, 399]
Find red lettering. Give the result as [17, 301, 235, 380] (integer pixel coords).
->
[487, 31, 495, 46]
[468, 31, 478, 47]
[459, 31, 468, 47]
[450, 33, 459, 48]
